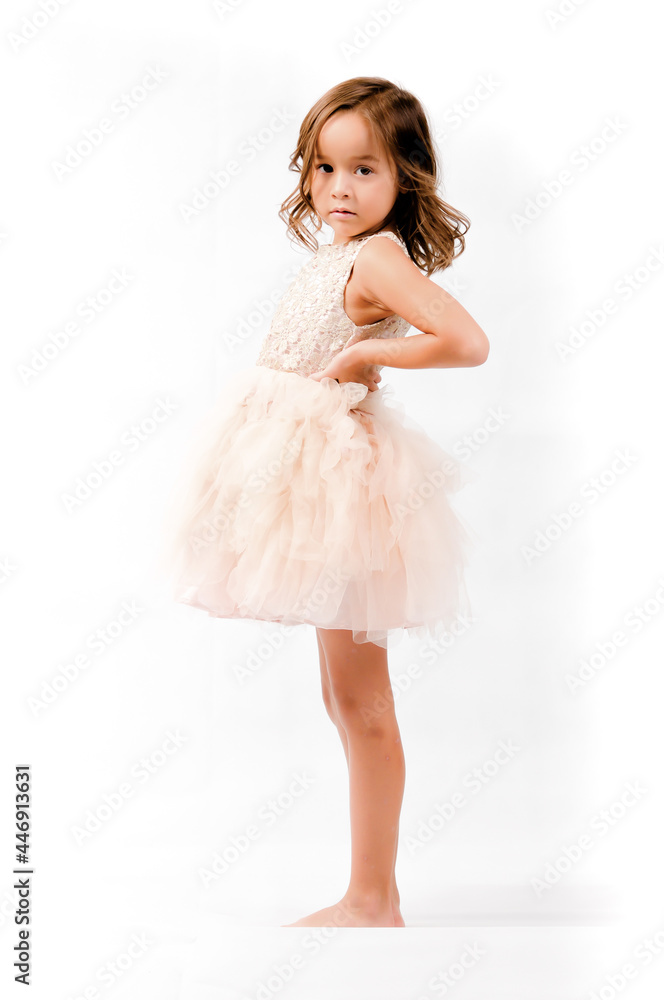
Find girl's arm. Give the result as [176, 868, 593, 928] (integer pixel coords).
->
[344, 236, 489, 370]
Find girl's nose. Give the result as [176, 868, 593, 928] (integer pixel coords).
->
[331, 171, 351, 196]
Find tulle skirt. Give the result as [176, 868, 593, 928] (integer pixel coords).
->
[159, 365, 476, 649]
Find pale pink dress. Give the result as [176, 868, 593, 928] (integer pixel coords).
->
[161, 230, 475, 648]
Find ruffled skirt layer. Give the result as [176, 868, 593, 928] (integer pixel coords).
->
[160, 365, 476, 649]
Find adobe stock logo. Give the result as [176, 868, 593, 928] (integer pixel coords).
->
[51, 68, 168, 180]
[545, 0, 594, 29]
[530, 781, 647, 897]
[8, 0, 71, 53]
[511, 117, 628, 233]
[340, 2, 404, 61]
[555, 244, 664, 360]
[521, 448, 638, 565]
[199, 772, 316, 886]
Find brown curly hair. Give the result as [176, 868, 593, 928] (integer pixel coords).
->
[278, 76, 470, 277]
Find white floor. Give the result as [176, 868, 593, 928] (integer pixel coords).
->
[34, 864, 656, 1000]
[175, 925, 618, 1000]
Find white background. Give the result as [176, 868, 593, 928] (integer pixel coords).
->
[2, 0, 663, 997]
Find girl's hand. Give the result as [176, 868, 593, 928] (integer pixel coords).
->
[308, 344, 382, 392]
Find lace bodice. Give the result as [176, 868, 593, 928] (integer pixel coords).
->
[255, 230, 412, 377]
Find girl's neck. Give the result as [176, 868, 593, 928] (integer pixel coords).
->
[332, 226, 399, 247]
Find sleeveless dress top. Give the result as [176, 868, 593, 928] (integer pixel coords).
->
[255, 230, 412, 377]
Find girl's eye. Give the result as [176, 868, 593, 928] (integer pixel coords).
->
[314, 164, 373, 176]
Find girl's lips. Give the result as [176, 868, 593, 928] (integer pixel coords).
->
[331, 210, 355, 216]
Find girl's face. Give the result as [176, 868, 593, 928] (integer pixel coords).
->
[310, 110, 399, 244]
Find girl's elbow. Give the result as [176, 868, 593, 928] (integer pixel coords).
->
[459, 332, 490, 367]
[432, 328, 489, 367]
[472, 336, 490, 366]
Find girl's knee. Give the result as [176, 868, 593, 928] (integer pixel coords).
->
[333, 691, 392, 736]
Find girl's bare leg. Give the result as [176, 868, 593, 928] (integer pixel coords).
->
[283, 627, 405, 928]
[313, 629, 403, 925]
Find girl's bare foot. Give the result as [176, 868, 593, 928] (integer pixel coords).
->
[282, 889, 405, 928]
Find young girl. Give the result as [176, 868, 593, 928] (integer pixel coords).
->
[162, 77, 489, 928]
